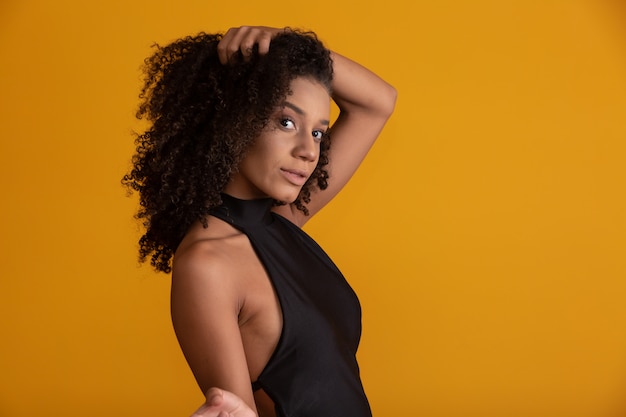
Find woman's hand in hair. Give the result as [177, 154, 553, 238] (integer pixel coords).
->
[190, 387, 256, 417]
[217, 25, 284, 64]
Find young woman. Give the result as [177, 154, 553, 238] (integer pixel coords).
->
[124, 26, 396, 417]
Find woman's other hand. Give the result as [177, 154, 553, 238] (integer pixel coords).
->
[190, 387, 256, 417]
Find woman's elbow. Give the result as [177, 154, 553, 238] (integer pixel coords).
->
[379, 83, 398, 119]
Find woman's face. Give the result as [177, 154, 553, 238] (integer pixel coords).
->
[224, 77, 331, 202]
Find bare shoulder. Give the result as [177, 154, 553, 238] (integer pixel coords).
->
[172, 216, 249, 304]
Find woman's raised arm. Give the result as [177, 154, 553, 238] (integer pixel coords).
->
[300, 50, 397, 221]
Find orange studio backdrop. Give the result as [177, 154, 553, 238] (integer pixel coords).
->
[1, 1, 625, 416]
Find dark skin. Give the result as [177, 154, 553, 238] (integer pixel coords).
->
[172, 26, 397, 417]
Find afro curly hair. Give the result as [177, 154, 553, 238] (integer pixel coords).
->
[123, 29, 334, 273]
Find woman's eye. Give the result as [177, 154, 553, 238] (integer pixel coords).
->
[312, 130, 325, 141]
[279, 118, 295, 129]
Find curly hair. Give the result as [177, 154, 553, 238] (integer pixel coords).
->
[122, 29, 334, 273]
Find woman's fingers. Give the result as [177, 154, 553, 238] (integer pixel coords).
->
[217, 26, 282, 64]
[252, 28, 275, 55]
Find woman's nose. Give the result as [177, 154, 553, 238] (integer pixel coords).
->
[294, 133, 318, 162]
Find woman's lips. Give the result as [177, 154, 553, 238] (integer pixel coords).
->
[280, 168, 308, 186]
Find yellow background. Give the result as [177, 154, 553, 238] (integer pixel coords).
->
[1, 1, 625, 416]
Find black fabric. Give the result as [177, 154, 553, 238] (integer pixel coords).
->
[210, 194, 372, 417]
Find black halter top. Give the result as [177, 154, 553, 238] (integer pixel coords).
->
[210, 194, 372, 417]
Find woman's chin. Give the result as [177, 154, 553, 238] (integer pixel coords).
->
[272, 190, 301, 205]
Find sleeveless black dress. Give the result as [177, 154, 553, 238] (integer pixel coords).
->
[210, 194, 372, 417]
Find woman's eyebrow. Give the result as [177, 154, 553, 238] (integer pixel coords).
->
[284, 101, 330, 126]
